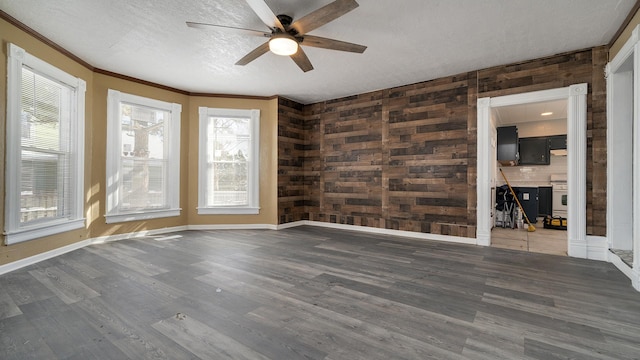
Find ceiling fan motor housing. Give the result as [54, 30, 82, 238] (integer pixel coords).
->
[276, 14, 293, 27]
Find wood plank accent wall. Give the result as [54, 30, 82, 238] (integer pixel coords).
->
[477, 46, 607, 236]
[315, 92, 385, 227]
[278, 46, 608, 238]
[384, 75, 475, 236]
[277, 98, 308, 223]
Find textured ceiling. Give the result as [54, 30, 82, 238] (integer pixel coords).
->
[0, 0, 634, 104]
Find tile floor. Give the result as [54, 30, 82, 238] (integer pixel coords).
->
[491, 220, 567, 256]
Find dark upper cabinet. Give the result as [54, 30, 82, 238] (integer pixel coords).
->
[519, 137, 550, 165]
[497, 126, 519, 166]
[549, 135, 567, 150]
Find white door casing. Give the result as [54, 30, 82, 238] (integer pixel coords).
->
[477, 84, 588, 257]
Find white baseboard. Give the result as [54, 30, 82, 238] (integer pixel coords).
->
[91, 226, 188, 244]
[276, 220, 307, 230]
[0, 238, 93, 276]
[609, 251, 635, 280]
[476, 229, 491, 246]
[568, 236, 608, 261]
[585, 235, 608, 261]
[605, 240, 639, 291]
[187, 224, 278, 231]
[287, 220, 477, 245]
[0, 225, 187, 276]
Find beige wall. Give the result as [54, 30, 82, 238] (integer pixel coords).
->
[610, 6, 640, 60]
[186, 96, 279, 226]
[89, 73, 191, 238]
[0, 17, 279, 266]
[0, 18, 94, 265]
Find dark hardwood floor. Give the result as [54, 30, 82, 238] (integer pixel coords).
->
[1, 226, 639, 359]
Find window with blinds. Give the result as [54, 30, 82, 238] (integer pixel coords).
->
[105, 90, 181, 223]
[5, 43, 86, 244]
[20, 68, 72, 225]
[197, 107, 260, 215]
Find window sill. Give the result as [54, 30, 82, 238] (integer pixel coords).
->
[197, 207, 260, 215]
[105, 208, 181, 224]
[4, 218, 86, 245]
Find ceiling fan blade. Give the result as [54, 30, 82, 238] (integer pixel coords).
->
[186, 22, 270, 37]
[235, 41, 271, 66]
[302, 35, 366, 53]
[290, 0, 359, 35]
[245, 0, 285, 31]
[290, 47, 314, 72]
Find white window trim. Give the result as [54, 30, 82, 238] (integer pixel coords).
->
[105, 89, 182, 223]
[4, 43, 86, 245]
[197, 107, 260, 215]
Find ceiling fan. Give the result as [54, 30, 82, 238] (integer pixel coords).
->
[186, 0, 367, 72]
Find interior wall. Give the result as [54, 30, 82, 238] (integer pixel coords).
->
[309, 91, 387, 229]
[0, 17, 95, 265]
[89, 73, 190, 238]
[278, 47, 608, 238]
[281, 75, 478, 237]
[187, 96, 279, 227]
[278, 98, 308, 223]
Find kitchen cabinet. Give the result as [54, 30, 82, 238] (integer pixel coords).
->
[514, 186, 539, 222]
[519, 137, 550, 165]
[549, 135, 567, 150]
[497, 126, 519, 166]
[538, 186, 553, 217]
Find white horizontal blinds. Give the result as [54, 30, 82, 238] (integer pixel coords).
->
[206, 116, 251, 207]
[119, 102, 169, 211]
[19, 66, 73, 226]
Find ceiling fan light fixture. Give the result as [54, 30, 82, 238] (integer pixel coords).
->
[269, 34, 298, 56]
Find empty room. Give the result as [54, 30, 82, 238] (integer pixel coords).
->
[2, 0, 640, 359]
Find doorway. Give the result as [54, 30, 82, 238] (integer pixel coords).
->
[477, 84, 589, 258]
[607, 37, 636, 276]
[489, 99, 568, 255]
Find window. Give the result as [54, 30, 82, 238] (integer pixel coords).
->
[106, 90, 181, 223]
[4, 43, 86, 244]
[198, 107, 260, 214]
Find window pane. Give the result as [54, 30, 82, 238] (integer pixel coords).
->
[19, 68, 72, 225]
[206, 116, 250, 206]
[21, 68, 66, 151]
[120, 158, 167, 210]
[119, 103, 169, 211]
